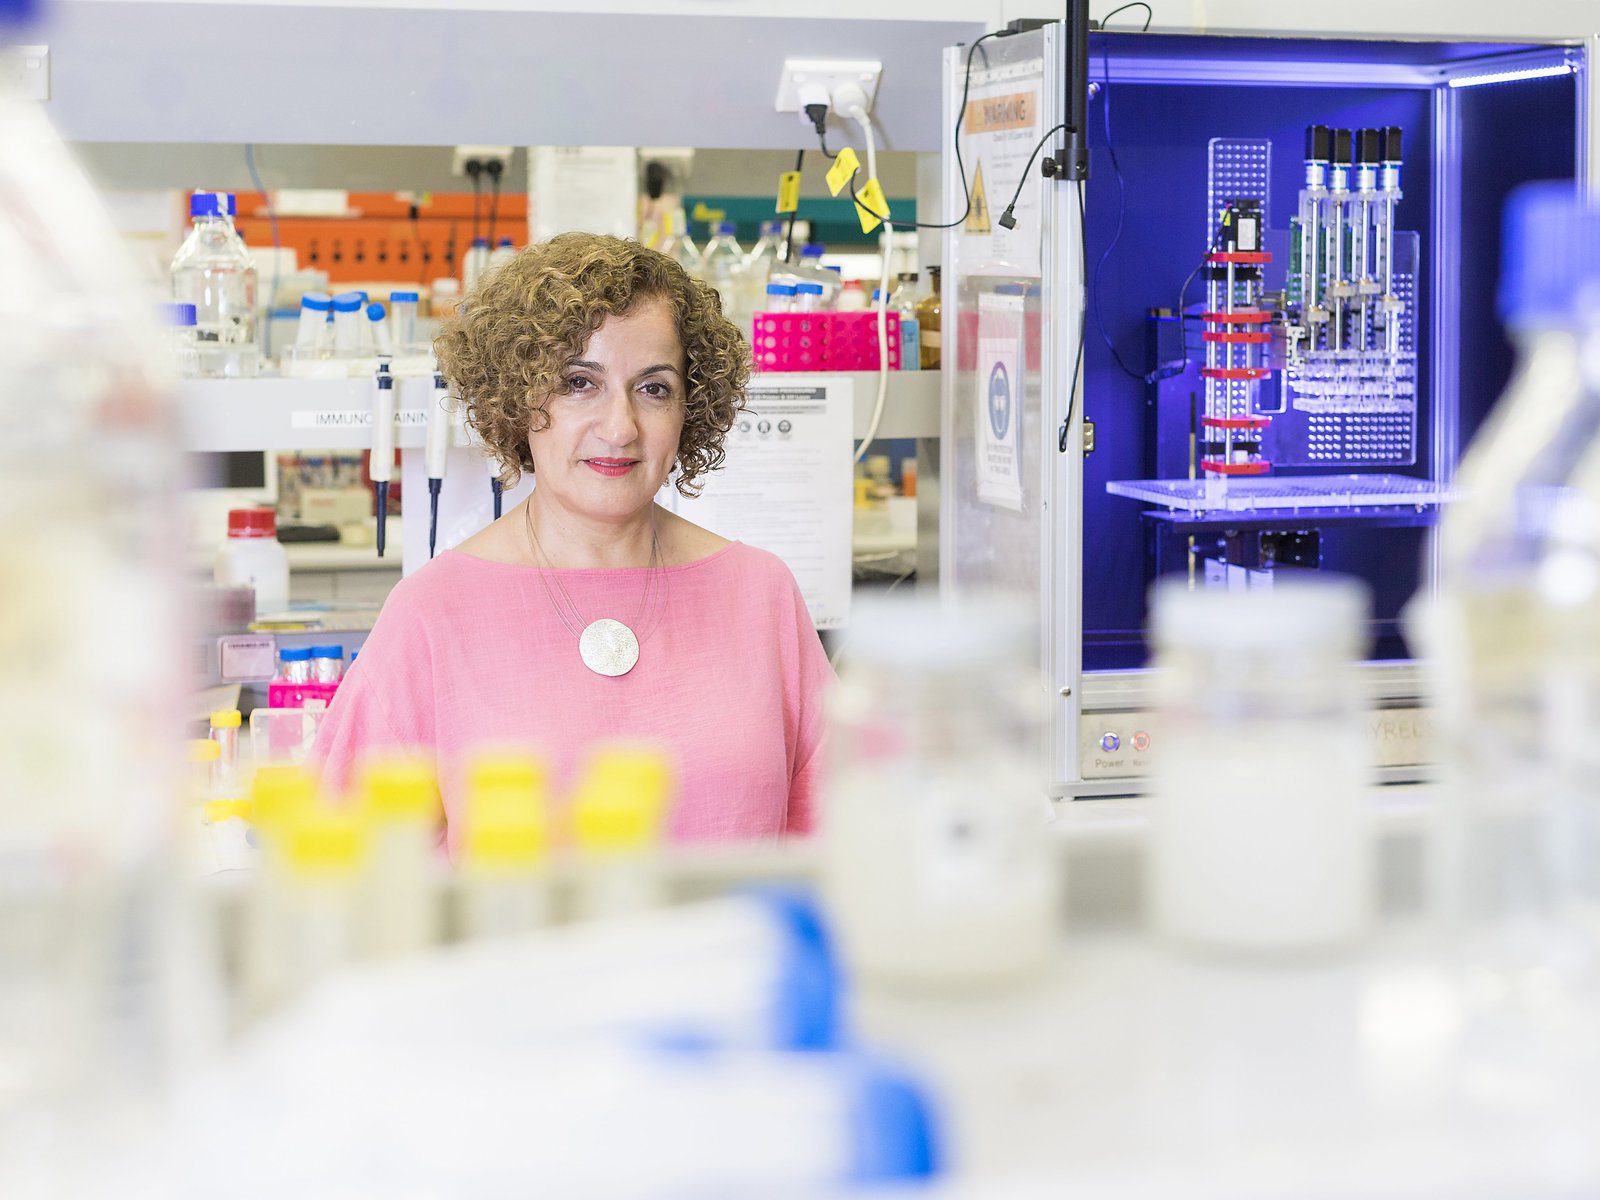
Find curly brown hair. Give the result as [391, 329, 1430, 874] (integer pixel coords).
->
[434, 232, 749, 497]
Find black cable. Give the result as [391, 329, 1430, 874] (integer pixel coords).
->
[1090, 40, 1143, 380]
[485, 160, 504, 249]
[1060, 180, 1089, 452]
[782, 148, 804, 264]
[996, 122, 1069, 229]
[1098, 1, 1153, 29]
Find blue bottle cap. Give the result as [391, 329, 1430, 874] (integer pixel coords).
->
[715, 221, 737, 236]
[157, 302, 197, 327]
[744, 888, 842, 1051]
[497, 237, 514, 247]
[331, 292, 363, 313]
[366, 302, 386, 321]
[389, 290, 420, 303]
[825, 264, 842, 274]
[309, 644, 343, 659]
[796, 282, 824, 295]
[300, 292, 332, 313]
[761, 220, 784, 236]
[845, 1057, 942, 1182]
[279, 647, 312, 662]
[189, 191, 237, 218]
[872, 289, 885, 302]
[1498, 181, 1600, 327]
[800, 243, 825, 258]
[471, 237, 489, 248]
[765, 282, 796, 295]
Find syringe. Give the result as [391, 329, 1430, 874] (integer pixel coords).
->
[426, 364, 450, 558]
[371, 354, 396, 557]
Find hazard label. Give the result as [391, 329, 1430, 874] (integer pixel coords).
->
[965, 161, 991, 234]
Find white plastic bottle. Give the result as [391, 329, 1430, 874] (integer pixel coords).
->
[213, 506, 290, 618]
[170, 189, 259, 376]
[488, 236, 516, 272]
[699, 220, 745, 315]
[1420, 183, 1600, 955]
[1148, 576, 1374, 953]
[795, 244, 838, 308]
[462, 237, 492, 290]
[889, 272, 921, 372]
[659, 207, 701, 273]
[825, 596, 1059, 987]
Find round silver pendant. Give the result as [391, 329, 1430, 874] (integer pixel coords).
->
[578, 618, 640, 677]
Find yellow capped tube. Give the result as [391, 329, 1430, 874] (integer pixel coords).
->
[359, 755, 443, 958]
[459, 752, 551, 939]
[571, 744, 674, 919]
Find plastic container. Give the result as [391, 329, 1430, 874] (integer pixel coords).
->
[460, 753, 552, 939]
[488, 237, 516, 272]
[462, 237, 492, 290]
[700, 220, 745, 315]
[294, 291, 331, 350]
[794, 281, 825, 313]
[277, 646, 312, 685]
[825, 595, 1058, 987]
[1421, 182, 1600, 952]
[659, 207, 701, 273]
[358, 756, 441, 958]
[330, 291, 363, 355]
[570, 745, 674, 919]
[310, 644, 344, 684]
[837, 279, 867, 312]
[171, 189, 259, 376]
[388, 290, 419, 349]
[1148, 576, 1374, 953]
[214, 507, 289, 617]
[156, 301, 201, 377]
[889, 272, 921, 372]
[762, 282, 795, 314]
[209, 707, 242, 791]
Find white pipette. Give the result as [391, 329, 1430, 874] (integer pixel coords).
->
[371, 353, 396, 557]
[426, 364, 451, 558]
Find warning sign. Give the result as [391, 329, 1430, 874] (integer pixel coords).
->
[964, 91, 1036, 135]
[965, 161, 991, 235]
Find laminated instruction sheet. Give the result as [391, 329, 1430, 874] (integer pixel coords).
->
[667, 375, 853, 629]
[976, 291, 1025, 511]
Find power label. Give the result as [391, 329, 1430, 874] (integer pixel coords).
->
[775, 170, 802, 214]
[826, 147, 860, 197]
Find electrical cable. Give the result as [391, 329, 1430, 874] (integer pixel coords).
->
[485, 159, 503, 250]
[835, 97, 893, 468]
[1098, 1, 1152, 29]
[996, 122, 1069, 230]
[1090, 40, 1144, 380]
[243, 143, 281, 358]
[1060, 180, 1088, 453]
[782, 148, 804, 264]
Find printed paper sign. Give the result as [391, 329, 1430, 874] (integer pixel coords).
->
[976, 292, 1024, 511]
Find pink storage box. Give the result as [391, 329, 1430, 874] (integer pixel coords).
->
[751, 311, 901, 372]
[268, 680, 340, 709]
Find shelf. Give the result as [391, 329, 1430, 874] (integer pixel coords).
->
[1105, 473, 1454, 514]
[179, 371, 940, 454]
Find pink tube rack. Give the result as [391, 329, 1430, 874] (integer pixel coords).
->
[751, 311, 902, 372]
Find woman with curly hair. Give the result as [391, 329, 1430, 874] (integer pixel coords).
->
[314, 233, 832, 847]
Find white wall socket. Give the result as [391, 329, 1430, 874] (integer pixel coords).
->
[451, 145, 514, 178]
[774, 58, 882, 117]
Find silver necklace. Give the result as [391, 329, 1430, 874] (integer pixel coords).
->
[524, 505, 666, 677]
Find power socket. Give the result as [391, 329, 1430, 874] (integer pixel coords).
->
[451, 145, 514, 178]
[774, 58, 882, 118]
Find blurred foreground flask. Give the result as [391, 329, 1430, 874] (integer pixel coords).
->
[825, 596, 1058, 988]
[1147, 576, 1374, 953]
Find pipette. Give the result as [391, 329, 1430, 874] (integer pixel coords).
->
[491, 457, 503, 519]
[426, 364, 450, 558]
[371, 353, 396, 557]
[366, 302, 393, 357]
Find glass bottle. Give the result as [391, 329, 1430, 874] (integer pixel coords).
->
[915, 266, 942, 370]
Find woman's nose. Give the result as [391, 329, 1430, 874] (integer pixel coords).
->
[595, 388, 639, 446]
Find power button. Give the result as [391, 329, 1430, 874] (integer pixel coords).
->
[1099, 732, 1120, 752]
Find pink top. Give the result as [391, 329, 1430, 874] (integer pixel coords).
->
[312, 542, 833, 852]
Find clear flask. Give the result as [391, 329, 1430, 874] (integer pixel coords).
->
[1148, 576, 1374, 953]
[824, 595, 1058, 988]
[170, 189, 259, 376]
[658, 207, 701, 274]
[699, 220, 745, 314]
[1421, 183, 1600, 957]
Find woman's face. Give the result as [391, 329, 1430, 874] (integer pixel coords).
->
[528, 296, 686, 524]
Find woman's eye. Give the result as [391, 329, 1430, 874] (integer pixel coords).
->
[566, 376, 594, 392]
[640, 382, 674, 400]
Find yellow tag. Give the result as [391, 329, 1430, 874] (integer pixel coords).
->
[690, 202, 725, 223]
[855, 177, 890, 233]
[825, 147, 861, 197]
[775, 171, 802, 214]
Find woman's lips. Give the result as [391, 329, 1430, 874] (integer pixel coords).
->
[583, 458, 639, 477]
